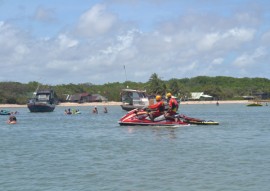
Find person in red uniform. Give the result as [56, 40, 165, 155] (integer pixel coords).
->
[147, 95, 165, 121]
[165, 93, 179, 121]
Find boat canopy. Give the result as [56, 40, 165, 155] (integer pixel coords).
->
[121, 89, 146, 93]
[121, 89, 148, 106]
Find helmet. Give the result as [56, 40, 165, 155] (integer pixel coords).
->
[166, 93, 172, 98]
[156, 95, 162, 101]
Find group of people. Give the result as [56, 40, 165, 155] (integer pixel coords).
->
[92, 106, 108, 114]
[64, 107, 108, 114]
[64, 108, 81, 115]
[6, 95, 175, 124]
[146, 92, 179, 122]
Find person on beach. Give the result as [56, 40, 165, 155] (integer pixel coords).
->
[92, 106, 98, 114]
[146, 95, 165, 121]
[103, 107, 108, 113]
[164, 93, 179, 121]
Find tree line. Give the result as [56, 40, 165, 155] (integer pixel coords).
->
[0, 74, 270, 104]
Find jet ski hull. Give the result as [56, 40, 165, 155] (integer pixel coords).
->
[119, 109, 219, 126]
[118, 109, 189, 126]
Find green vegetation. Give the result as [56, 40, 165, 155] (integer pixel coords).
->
[1, 74, 270, 104]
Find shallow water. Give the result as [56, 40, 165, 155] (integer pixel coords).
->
[0, 104, 269, 191]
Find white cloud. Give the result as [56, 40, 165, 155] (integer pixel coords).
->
[197, 28, 255, 51]
[0, 22, 30, 66]
[0, 1, 270, 84]
[212, 58, 224, 65]
[75, 4, 117, 38]
[197, 32, 219, 51]
[224, 28, 255, 42]
[57, 34, 78, 49]
[233, 47, 267, 67]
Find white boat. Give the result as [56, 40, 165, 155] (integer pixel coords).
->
[120, 89, 149, 111]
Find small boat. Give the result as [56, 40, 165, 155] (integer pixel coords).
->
[0, 109, 11, 115]
[247, 103, 263, 106]
[247, 101, 263, 106]
[120, 89, 149, 111]
[27, 86, 57, 112]
[118, 109, 219, 126]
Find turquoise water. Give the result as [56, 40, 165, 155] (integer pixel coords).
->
[0, 104, 269, 191]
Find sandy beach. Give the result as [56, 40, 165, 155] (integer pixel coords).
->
[0, 100, 250, 108]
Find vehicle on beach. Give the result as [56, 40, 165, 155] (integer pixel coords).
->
[120, 89, 149, 111]
[27, 86, 57, 112]
[118, 108, 219, 126]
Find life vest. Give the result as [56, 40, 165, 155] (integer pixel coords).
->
[158, 102, 165, 112]
[149, 101, 165, 113]
[169, 98, 178, 112]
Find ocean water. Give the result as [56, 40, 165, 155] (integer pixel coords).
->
[0, 104, 269, 191]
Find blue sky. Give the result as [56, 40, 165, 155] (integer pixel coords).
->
[0, 0, 270, 85]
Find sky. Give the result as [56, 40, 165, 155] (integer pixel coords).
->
[0, 0, 270, 85]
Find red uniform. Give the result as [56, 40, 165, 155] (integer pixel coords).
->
[148, 100, 165, 117]
[168, 97, 178, 115]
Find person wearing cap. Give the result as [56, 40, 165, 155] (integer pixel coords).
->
[165, 93, 179, 121]
[147, 95, 165, 121]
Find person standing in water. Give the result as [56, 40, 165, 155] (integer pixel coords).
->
[92, 106, 98, 114]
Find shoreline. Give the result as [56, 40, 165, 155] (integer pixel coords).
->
[0, 100, 250, 108]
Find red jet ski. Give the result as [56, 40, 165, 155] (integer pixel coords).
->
[118, 109, 219, 126]
[118, 109, 189, 126]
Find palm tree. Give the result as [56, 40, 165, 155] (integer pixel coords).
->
[147, 73, 166, 95]
[168, 78, 180, 96]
